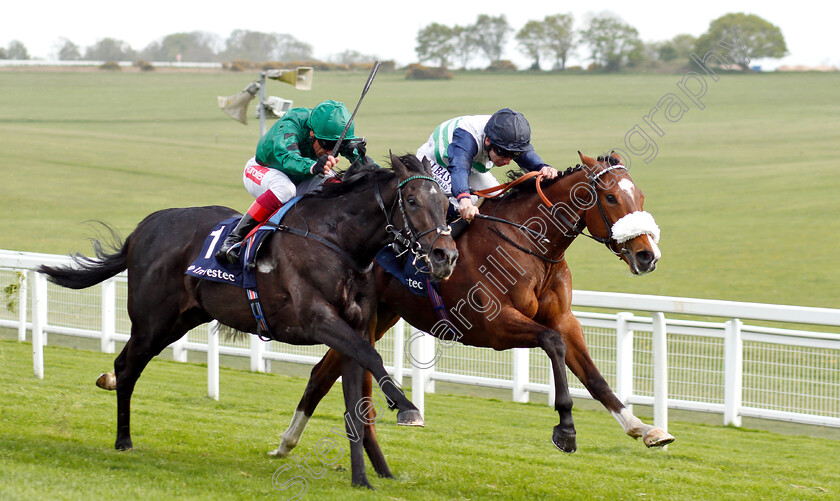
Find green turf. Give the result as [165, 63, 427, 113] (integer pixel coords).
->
[1, 339, 838, 500]
[2, 70, 838, 309]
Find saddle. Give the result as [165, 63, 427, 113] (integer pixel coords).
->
[186, 198, 303, 338]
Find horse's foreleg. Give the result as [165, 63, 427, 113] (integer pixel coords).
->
[361, 369, 393, 478]
[558, 314, 674, 448]
[340, 356, 372, 489]
[315, 316, 422, 427]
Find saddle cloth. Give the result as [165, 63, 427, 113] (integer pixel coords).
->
[375, 246, 440, 297]
[185, 197, 302, 288]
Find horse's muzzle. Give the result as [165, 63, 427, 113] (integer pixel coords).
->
[632, 249, 658, 274]
[429, 247, 459, 280]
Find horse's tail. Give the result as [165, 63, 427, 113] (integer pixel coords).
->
[38, 224, 129, 290]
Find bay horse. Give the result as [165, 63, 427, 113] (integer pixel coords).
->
[38, 153, 459, 488]
[273, 152, 673, 478]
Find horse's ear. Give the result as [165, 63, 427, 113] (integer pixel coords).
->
[420, 156, 433, 174]
[609, 150, 624, 165]
[578, 151, 597, 168]
[390, 150, 408, 177]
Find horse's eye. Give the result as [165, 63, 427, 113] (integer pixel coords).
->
[606, 194, 618, 204]
[407, 196, 417, 207]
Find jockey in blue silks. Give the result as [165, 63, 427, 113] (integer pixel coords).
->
[416, 108, 559, 223]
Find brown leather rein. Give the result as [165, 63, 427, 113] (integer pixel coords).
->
[472, 171, 552, 207]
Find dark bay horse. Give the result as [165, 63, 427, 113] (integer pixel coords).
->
[38, 153, 458, 488]
[274, 152, 673, 477]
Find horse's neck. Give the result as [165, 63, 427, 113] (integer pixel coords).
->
[325, 183, 394, 264]
[482, 170, 589, 258]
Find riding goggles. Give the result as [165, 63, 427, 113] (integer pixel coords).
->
[492, 144, 523, 160]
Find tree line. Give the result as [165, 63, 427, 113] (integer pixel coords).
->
[0, 30, 377, 65]
[1, 12, 786, 72]
[415, 12, 788, 71]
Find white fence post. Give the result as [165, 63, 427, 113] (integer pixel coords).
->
[17, 270, 28, 342]
[547, 364, 555, 407]
[512, 348, 530, 403]
[208, 321, 220, 400]
[31, 272, 47, 379]
[616, 312, 635, 411]
[724, 318, 743, 427]
[250, 335, 266, 373]
[408, 328, 436, 418]
[392, 319, 405, 386]
[100, 279, 116, 354]
[652, 312, 668, 439]
[171, 335, 188, 363]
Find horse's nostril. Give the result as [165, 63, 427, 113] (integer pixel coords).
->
[433, 248, 458, 265]
[432, 248, 447, 264]
[636, 250, 655, 268]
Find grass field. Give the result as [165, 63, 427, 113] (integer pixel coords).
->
[1, 69, 839, 309]
[1, 339, 838, 500]
[1, 69, 839, 499]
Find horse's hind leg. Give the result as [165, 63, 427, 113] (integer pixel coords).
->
[556, 313, 674, 447]
[270, 349, 343, 458]
[113, 333, 157, 450]
[112, 316, 200, 450]
[538, 330, 577, 453]
[273, 309, 399, 479]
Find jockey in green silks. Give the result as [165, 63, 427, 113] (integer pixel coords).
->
[216, 99, 371, 264]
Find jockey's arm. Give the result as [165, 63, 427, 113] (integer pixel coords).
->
[259, 129, 318, 180]
[516, 150, 558, 179]
[447, 128, 480, 221]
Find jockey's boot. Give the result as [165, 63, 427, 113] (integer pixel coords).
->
[216, 192, 283, 264]
[215, 212, 261, 264]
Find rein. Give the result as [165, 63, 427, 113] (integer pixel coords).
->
[270, 174, 449, 274]
[472, 171, 553, 243]
[473, 171, 552, 206]
[475, 164, 630, 261]
[379, 175, 451, 271]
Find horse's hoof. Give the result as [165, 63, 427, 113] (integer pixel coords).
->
[267, 446, 291, 458]
[115, 441, 133, 451]
[396, 409, 425, 427]
[96, 372, 116, 391]
[551, 428, 577, 453]
[643, 428, 675, 448]
[352, 477, 374, 490]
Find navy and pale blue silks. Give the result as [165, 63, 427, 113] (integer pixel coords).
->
[447, 128, 546, 199]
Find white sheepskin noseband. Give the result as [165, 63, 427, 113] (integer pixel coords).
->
[611, 211, 660, 244]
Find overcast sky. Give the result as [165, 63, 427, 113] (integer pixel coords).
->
[3, 1, 837, 69]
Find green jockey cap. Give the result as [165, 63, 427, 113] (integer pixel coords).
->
[309, 100, 356, 141]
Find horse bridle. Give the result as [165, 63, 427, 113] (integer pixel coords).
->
[488, 164, 629, 261]
[579, 164, 628, 255]
[376, 175, 452, 271]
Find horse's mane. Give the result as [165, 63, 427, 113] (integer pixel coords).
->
[500, 165, 582, 200]
[304, 162, 394, 200]
[499, 154, 623, 200]
[305, 153, 429, 200]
